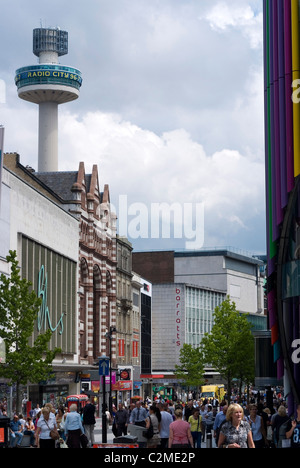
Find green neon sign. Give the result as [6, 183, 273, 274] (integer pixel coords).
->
[37, 265, 64, 335]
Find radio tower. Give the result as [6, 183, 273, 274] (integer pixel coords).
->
[15, 27, 82, 172]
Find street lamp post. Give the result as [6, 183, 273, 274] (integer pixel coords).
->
[99, 355, 109, 444]
[105, 326, 117, 414]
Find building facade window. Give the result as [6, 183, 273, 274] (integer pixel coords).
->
[186, 287, 225, 346]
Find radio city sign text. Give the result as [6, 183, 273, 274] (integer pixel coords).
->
[15, 69, 82, 85]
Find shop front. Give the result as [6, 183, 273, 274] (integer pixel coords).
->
[28, 370, 82, 409]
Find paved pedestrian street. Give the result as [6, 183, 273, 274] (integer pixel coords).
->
[93, 418, 214, 449]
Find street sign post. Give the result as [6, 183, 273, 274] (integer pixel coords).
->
[99, 356, 109, 376]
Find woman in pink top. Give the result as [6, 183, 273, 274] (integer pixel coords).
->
[169, 409, 194, 448]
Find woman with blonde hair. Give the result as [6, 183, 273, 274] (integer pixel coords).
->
[218, 404, 255, 448]
[36, 407, 58, 449]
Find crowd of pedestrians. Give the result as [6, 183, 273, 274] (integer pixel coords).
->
[1, 388, 300, 449]
[0, 398, 96, 448]
[114, 389, 300, 449]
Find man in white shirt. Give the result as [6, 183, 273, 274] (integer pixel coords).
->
[31, 404, 40, 420]
[129, 401, 148, 427]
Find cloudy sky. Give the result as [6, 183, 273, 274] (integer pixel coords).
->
[0, 0, 265, 254]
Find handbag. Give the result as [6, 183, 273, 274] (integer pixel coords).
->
[143, 417, 154, 439]
[44, 419, 60, 440]
[50, 429, 60, 440]
[80, 432, 89, 448]
[135, 420, 146, 427]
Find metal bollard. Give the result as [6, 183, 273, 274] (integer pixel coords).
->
[206, 433, 213, 449]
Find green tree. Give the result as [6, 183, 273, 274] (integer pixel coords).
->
[174, 343, 205, 389]
[233, 320, 255, 399]
[0, 250, 60, 412]
[201, 297, 255, 399]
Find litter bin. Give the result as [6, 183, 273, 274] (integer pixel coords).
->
[127, 424, 147, 447]
[0, 416, 10, 448]
[206, 433, 212, 449]
[113, 435, 138, 444]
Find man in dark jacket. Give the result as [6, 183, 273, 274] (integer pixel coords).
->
[82, 399, 96, 447]
[115, 403, 129, 436]
[184, 400, 194, 422]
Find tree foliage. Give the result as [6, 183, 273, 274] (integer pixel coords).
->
[0, 251, 60, 410]
[201, 297, 255, 396]
[174, 343, 205, 389]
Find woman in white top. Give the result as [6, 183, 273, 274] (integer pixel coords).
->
[36, 407, 58, 449]
[248, 404, 267, 448]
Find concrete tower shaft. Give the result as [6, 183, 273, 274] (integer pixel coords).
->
[15, 27, 82, 172]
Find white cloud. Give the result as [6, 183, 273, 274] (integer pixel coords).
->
[202, 2, 263, 49]
[57, 110, 265, 250]
[1, 104, 37, 157]
[0, 0, 266, 253]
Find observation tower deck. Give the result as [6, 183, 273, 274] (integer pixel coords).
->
[15, 64, 82, 104]
[15, 27, 82, 172]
